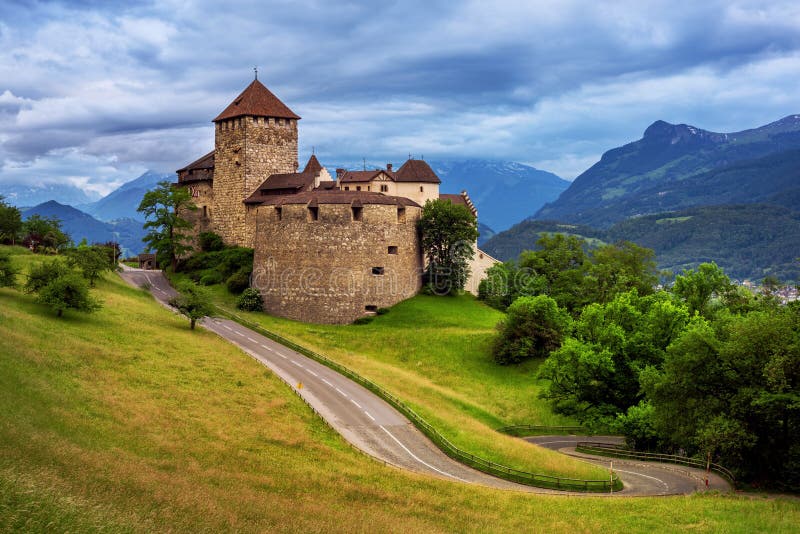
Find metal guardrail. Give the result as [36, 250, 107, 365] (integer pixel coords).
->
[497, 425, 589, 437]
[212, 305, 622, 492]
[576, 442, 736, 486]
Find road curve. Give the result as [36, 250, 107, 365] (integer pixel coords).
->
[118, 267, 730, 496]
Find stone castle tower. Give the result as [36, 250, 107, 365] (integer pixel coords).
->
[212, 79, 300, 246]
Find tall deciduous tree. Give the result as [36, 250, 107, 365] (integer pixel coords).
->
[137, 181, 196, 272]
[0, 251, 18, 288]
[0, 196, 22, 245]
[417, 199, 478, 295]
[66, 244, 116, 286]
[22, 214, 71, 252]
[492, 295, 572, 364]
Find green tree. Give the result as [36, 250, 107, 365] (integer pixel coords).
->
[66, 244, 116, 286]
[671, 262, 733, 317]
[35, 272, 102, 317]
[0, 196, 22, 245]
[169, 281, 212, 330]
[517, 234, 590, 314]
[417, 199, 478, 295]
[492, 295, 572, 364]
[137, 181, 196, 272]
[24, 260, 70, 294]
[22, 214, 71, 252]
[589, 241, 658, 303]
[0, 251, 19, 288]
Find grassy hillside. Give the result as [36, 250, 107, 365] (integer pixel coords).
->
[1, 247, 799, 532]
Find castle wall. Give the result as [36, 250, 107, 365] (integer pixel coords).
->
[394, 182, 439, 206]
[465, 247, 500, 295]
[252, 203, 423, 324]
[179, 180, 214, 252]
[213, 116, 298, 247]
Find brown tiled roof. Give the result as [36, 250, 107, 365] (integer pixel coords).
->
[244, 172, 316, 204]
[177, 151, 214, 173]
[338, 170, 391, 183]
[395, 159, 441, 183]
[257, 190, 420, 208]
[303, 154, 323, 174]
[440, 190, 477, 217]
[213, 79, 300, 122]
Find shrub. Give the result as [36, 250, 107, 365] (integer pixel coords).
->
[236, 288, 263, 311]
[199, 270, 223, 286]
[376, 307, 390, 315]
[24, 260, 69, 294]
[226, 268, 251, 294]
[352, 316, 373, 325]
[493, 295, 572, 365]
[199, 231, 224, 252]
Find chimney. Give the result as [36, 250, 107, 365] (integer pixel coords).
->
[386, 163, 393, 172]
[336, 168, 345, 180]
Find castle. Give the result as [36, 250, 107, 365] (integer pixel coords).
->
[176, 78, 496, 323]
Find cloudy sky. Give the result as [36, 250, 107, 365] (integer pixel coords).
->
[1, 0, 800, 196]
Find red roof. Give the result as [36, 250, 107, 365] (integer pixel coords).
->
[256, 190, 420, 208]
[338, 170, 388, 183]
[395, 159, 441, 183]
[213, 79, 300, 122]
[303, 154, 323, 174]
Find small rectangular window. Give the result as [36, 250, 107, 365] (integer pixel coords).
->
[344, 186, 350, 191]
[308, 206, 319, 221]
[388, 246, 398, 254]
[419, 186, 424, 192]
[381, 184, 388, 192]
[202, 205, 207, 218]
[397, 207, 406, 223]
[352, 206, 363, 221]
[356, 186, 362, 191]
[372, 267, 384, 275]
[365, 305, 378, 312]
[275, 206, 282, 221]
[367, 186, 371, 191]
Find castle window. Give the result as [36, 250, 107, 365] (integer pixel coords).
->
[397, 207, 406, 223]
[356, 186, 361, 191]
[202, 206, 207, 218]
[365, 305, 378, 312]
[308, 206, 319, 221]
[419, 186, 424, 192]
[388, 246, 398, 254]
[352, 206, 363, 221]
[344, 186, 350, 191]
[372, 267, 384, 275]
[380, 184, 388, 192]
[275, 206, 282, 221]
[367, 186, 371, 191]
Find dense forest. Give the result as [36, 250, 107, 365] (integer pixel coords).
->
[481, 236, 800, 490]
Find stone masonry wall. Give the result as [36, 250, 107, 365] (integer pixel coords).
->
[252, 203, 423, 324]
[178, 180, 214, 254]
[213, 116, 298, 247]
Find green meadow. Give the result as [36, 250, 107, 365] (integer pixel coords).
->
[1, 246, 798, 532]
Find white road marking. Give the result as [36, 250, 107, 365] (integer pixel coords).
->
[350, 399, 362, 409]
[334, 387, 347, 397]
[223, 325, 233, 331]
[277, 353, 287, 359]
[306, 369, 318, 377]
[321, 378, 333, 387]
[260, 344, 271, 349]
[379, 425, 467, 482]
[614, 468, 670, 490]
[363, 411, 376, 421]
[291, 361, 303, 368]
[247, 337, 257, 343]
[235, 331, 246, 337]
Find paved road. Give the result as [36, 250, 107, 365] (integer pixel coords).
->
[119, 267, 731, 496]
[526, 436, 731, 495]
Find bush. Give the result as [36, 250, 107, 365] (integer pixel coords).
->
[199, 231, 224, 252]
[352, 316, 373, 325]
[24, 260, 69, 294]
[493, 295, 572, 365]
[236, 288, 263, 311]
[376, 307, 390, 315]
[199, 270, 223, 286]
[226, 268, 251, 294]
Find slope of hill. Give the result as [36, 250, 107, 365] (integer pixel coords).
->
[0, 182, 101, 208]
[22, 201, 146, 255]
[534, 115, 800, 227]
[81, 170, 171, 222]
[483, 204, 800, 283]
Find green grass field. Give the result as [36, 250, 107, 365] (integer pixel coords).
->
[176, 274, 608, 480]
[1, 246, 799, 532]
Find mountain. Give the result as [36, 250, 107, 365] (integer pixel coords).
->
[82, 170, 171, 222]
[482, 204, 800, 283]
[0, 182, 101, 208]
[432, 159, 569, 231]
[534, 115, 800, 227]
[477, 222, 495, 247]
[21, 201, 147, 256]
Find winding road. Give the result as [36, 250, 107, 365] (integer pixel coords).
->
[119, 266, 731, 496]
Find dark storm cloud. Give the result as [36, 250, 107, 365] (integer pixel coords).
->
[1, 0, 800, 192]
